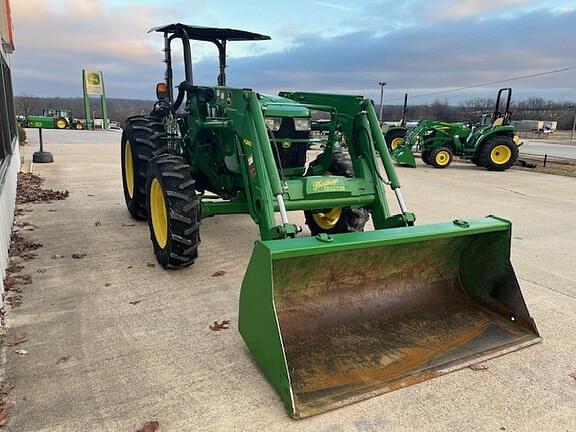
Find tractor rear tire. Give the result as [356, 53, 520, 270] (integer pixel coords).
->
[478, 136, 518, 171]
[430, 147, 453, 169]
[121, 116, 167, 220]
[385, 129, 407, 152]
[304, 151, 370, 236]
[146, 154, 200, 268]
[471, 157, 483, 166]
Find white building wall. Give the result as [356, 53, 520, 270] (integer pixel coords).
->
[0, 141, 19, 294]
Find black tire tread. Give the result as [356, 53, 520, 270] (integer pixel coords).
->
[478, 136, 518, 171]
[430, 146, 453, 169]
[121, 116, 168, 219]
[147, 155, 200, 268]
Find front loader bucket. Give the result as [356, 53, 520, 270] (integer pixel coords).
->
[392, 147, 416, 167]
[239, 216, 540, 418]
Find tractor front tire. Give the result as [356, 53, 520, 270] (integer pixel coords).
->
[385, 129, 407, 152]
[146, 155, 200, 268]
[421, 150, 433, 165]
[304, 152, 370, 236]
[478, 136, 518, 171]
[430, 147, 453, 169]
[121, 116, 167, 219]
[55, 118, 68, 129]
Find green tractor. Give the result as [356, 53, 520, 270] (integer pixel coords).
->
[120, 24, 539, 418]
[392, 88, 520, 170]
[23, 109, 84, 130]
[383, 92, 409, 151]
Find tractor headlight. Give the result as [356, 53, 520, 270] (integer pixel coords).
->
[424, 129, 434, 136]
[265, 117, 282, 131]
[294, 118, 311, 131]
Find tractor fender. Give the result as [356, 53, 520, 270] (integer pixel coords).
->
[473, 125, 515, 151]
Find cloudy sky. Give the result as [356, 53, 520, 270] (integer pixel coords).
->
[9, 0, 576, 103]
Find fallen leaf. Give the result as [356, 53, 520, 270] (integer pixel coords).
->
[56, 356, 70, 365]
[71, 253, 87, 259]
[211, 270, 226, 277]
[0, 404, 12, 426]
[146, 263, 156, 268]
[0, 383, 14, 396]
[87, 193, 95, 197]
[469, 364, 489, 371]
[37, 269, 46, 273]
[48, 209, 57, 212]
[6, 264, 24, 274]
[5, 335, 28, 347]
[136, 420, 159, 432]
[16, 172, 69, 204]
[104, 283, 111, 287]
[569, 372, 576, 381]
[127, 265, 133, 269]
[129, 300, 142, 306]
[14, 349, 28, 356]
[209, 320, 230, 331]
[94, 221, 102, 227]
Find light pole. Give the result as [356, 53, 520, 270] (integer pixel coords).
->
[378, 81, 387, 125]
[571, 105, 576, 145]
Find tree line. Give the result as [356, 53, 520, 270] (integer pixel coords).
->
[14, 94, 576, 130]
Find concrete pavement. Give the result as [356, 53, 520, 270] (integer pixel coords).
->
[4, 132, 576, 431]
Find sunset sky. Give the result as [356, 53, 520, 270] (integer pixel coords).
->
[9, 0, 576, 103]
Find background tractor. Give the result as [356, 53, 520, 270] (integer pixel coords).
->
[21, 108, 84, 130]
[383, 93, 409, 151]
[392, 88, 521, 170]
[120, 24, 539, 418]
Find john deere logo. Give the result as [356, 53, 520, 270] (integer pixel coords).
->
[282, 139, 291, 149]
[87, 72, 101, 85]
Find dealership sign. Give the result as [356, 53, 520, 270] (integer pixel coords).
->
[84, 70, 104, 96]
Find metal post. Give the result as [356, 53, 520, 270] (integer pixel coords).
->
[571, 108, 576, 145]
[378, 81, 386, 125]
[32, 128, 53, 163]
[99, 72, 109, 130]
[82, 69, 93, 130]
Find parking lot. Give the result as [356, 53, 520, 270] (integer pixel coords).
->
[5, 130, 576, 431]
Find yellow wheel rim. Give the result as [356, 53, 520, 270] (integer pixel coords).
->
[390, 137, 403, 150]
[124, 140, 134, 199]
[435, 150, 450, 166]
[491, 145, 512, 164]
[56, 119, 67, 129]
[312, 207, 342, 230]
[150, 178, 168, 249]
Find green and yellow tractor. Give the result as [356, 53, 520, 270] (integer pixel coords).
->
[22, 109, 84, 130]
[392, 88, 521, 170]
[120, 24, 539, 418]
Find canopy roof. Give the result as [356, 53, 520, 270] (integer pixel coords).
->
[150, 23, 271, 42]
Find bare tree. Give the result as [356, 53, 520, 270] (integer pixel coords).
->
[15, 93, 41, 116]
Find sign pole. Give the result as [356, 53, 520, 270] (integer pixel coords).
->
[82, 69, 93, 130]
[100, 71, 109, 130]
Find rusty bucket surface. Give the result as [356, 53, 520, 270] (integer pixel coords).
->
[239, 217, 540, 418]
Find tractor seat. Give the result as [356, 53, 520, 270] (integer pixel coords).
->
[492, 117, 504, 126]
